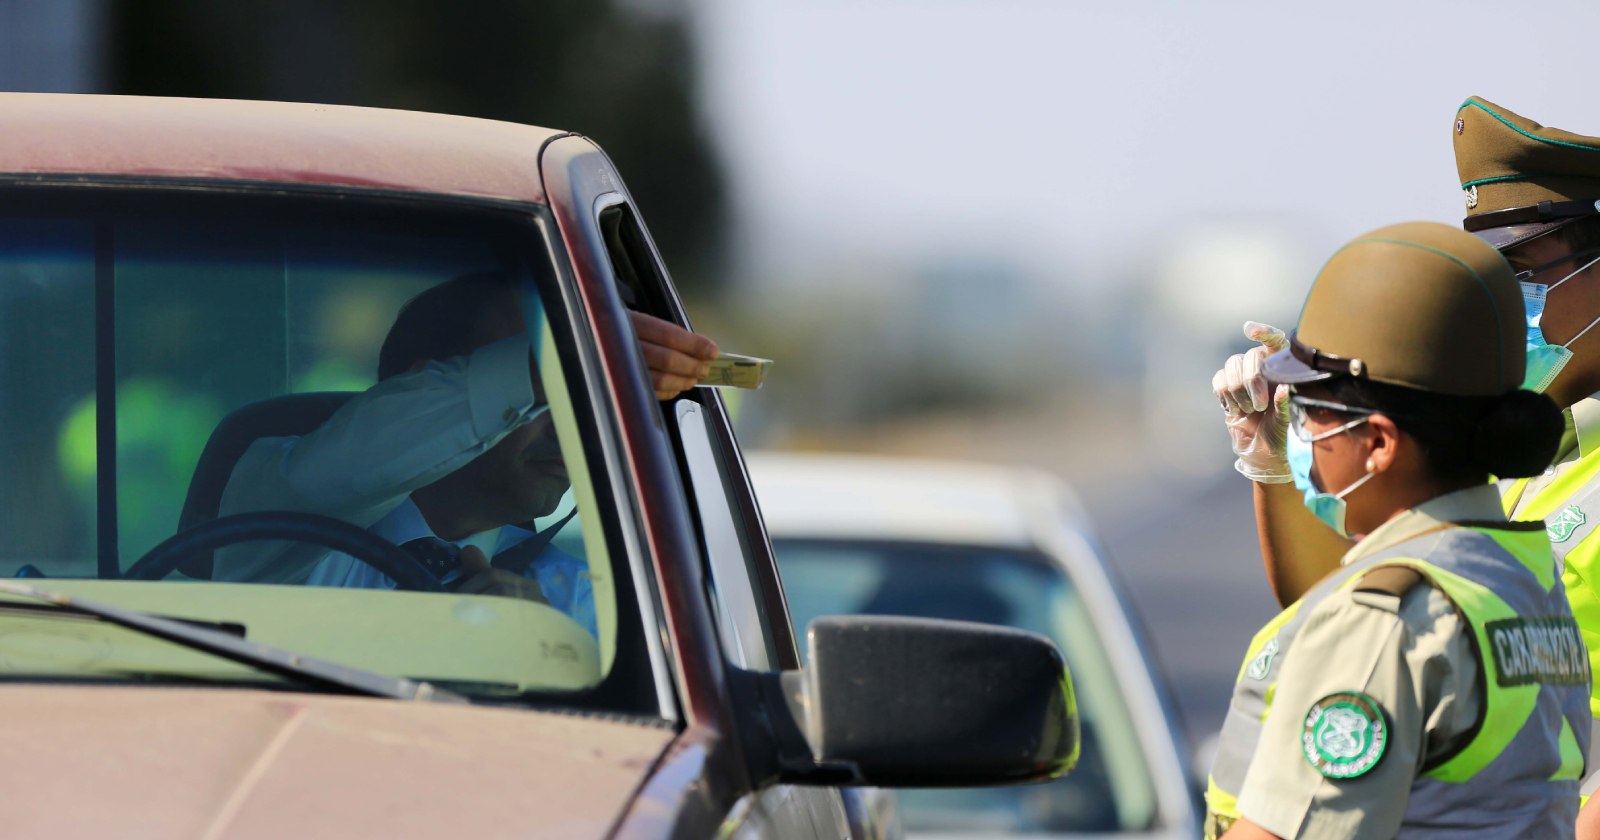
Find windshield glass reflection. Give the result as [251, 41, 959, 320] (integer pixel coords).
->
[0, 196, 616, 703]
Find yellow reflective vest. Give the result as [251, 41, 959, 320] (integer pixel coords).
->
[1205, 522, 1587, 837]
[1502, 397, 1600, 800]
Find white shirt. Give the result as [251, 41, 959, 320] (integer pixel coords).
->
[304, 496, 519, 588]
[303, 496, 597, 637]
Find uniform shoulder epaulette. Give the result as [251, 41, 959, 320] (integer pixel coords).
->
[1354, 565, 1427, 598]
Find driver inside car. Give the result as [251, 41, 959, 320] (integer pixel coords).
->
[212, 271, 717, 637]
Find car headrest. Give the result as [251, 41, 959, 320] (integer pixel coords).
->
[174, 391, 356, 578]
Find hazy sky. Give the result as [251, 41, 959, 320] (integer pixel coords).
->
[691, 1, 1600, 291]
[688, 4, 1600, 733]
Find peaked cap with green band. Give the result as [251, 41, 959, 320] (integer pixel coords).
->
[1455, 96, 1600, 249]
[1263, 221, 1524, 397]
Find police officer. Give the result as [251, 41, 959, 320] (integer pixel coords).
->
[1206, 222, 1588, 839]
[1216, 99, 1600, 834]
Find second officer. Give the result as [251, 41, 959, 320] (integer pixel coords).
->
[1207, 221, 1589, 839]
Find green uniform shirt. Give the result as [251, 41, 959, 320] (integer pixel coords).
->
[1236, 486, 1493, 837]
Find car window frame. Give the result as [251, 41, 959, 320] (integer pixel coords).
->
[494, 191, 679, 719]
[672, 399, 777, 670]
[585, 196, 801, 674]
[0, 179, 671, 718]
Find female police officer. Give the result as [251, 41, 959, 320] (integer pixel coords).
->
[1207, 221, 1590, 839]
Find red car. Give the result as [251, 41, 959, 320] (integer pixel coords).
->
[0, 94, 1077, 839]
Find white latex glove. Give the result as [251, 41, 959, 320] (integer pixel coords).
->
[1212, 321, 1292, 483]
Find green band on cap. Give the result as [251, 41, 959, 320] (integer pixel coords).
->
[1458, 100, 1600, 154]
[1461, 173, 1548, 190]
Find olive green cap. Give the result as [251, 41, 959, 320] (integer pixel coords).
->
[1454, 96, 1600, 249]
[1263, 222, 1523, 397]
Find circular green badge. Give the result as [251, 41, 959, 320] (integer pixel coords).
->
[1301, 691, 1387, 779]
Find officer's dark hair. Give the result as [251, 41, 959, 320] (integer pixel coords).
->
[377, 271, 515, 381]
[1555, 214, 1600, 255]
[1321, 377, 1562, 485]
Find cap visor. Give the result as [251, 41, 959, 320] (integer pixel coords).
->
[1471, 220, 1570, 251]
[1261, 347, 1333, 385]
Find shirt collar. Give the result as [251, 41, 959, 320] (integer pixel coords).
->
[1341, 482, 1507, 566]
[370, 498, 434, 545]
[1571, 395, 1600, 459]
[372, 497, 522, 554]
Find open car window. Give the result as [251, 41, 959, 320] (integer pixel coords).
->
[593, 195, 786, 674]
[0, 190, 648, 711]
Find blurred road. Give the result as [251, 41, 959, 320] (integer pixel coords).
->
[810, 392, 1285, 759]
[1091, 470, 1280, 758]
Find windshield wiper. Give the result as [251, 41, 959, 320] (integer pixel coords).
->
[0, 580, 465, 704]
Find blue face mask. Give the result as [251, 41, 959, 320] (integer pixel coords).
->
[1520, 251, 1600, 392]
[1286, 418, 1375, 538]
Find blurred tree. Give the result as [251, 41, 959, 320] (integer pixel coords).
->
[104, 0, 727, 293]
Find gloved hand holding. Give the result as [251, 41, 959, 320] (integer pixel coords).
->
[1212, 321, 1292, 483]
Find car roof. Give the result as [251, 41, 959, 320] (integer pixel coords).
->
[745, 451, 1095, 549]
[0, 93, 564, 204]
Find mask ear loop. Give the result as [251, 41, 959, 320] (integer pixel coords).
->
[1333, 466, 1377, 501]
[1557, 252, 1600, 350]
[1567, 311, 1600, 349]
[1525, 251, 1600, 356]
[1310, 415, 1375, 500]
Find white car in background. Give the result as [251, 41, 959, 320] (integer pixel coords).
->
[748, 452, 1199, 839]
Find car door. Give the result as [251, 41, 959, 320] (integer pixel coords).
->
[670, 398, 857, 840]
[538, 134, 857, 840]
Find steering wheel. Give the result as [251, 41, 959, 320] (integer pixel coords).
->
[124, 511, 447, 592]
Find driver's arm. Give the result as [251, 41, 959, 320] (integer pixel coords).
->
[215, 335, 539, 583]
[223, 314, 715, 529]
[222, 334, 540, 525]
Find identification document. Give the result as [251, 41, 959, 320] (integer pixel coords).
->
[697, 353, 772, 389]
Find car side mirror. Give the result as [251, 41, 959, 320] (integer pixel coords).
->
[741, 615, 1079, 787]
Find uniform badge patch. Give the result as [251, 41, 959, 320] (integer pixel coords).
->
[1465, 185, 1479, 209]
[1302, 691, 1387, 778]
[1246, 637, 1278, 681]
[1548, 505, 1586, 543]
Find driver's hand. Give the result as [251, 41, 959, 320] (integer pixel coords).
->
[456, 546, 549, 602]
[629, 311, 718, 400]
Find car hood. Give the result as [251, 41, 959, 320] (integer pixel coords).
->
[0, 685, 676, 839]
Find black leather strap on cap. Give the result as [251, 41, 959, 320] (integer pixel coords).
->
[1290, 332, 1369, 379]
[1464, 199, 1600, 232]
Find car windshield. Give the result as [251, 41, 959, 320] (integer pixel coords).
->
[775, 539, 1161, 834]
[0, 188, 640, 710]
